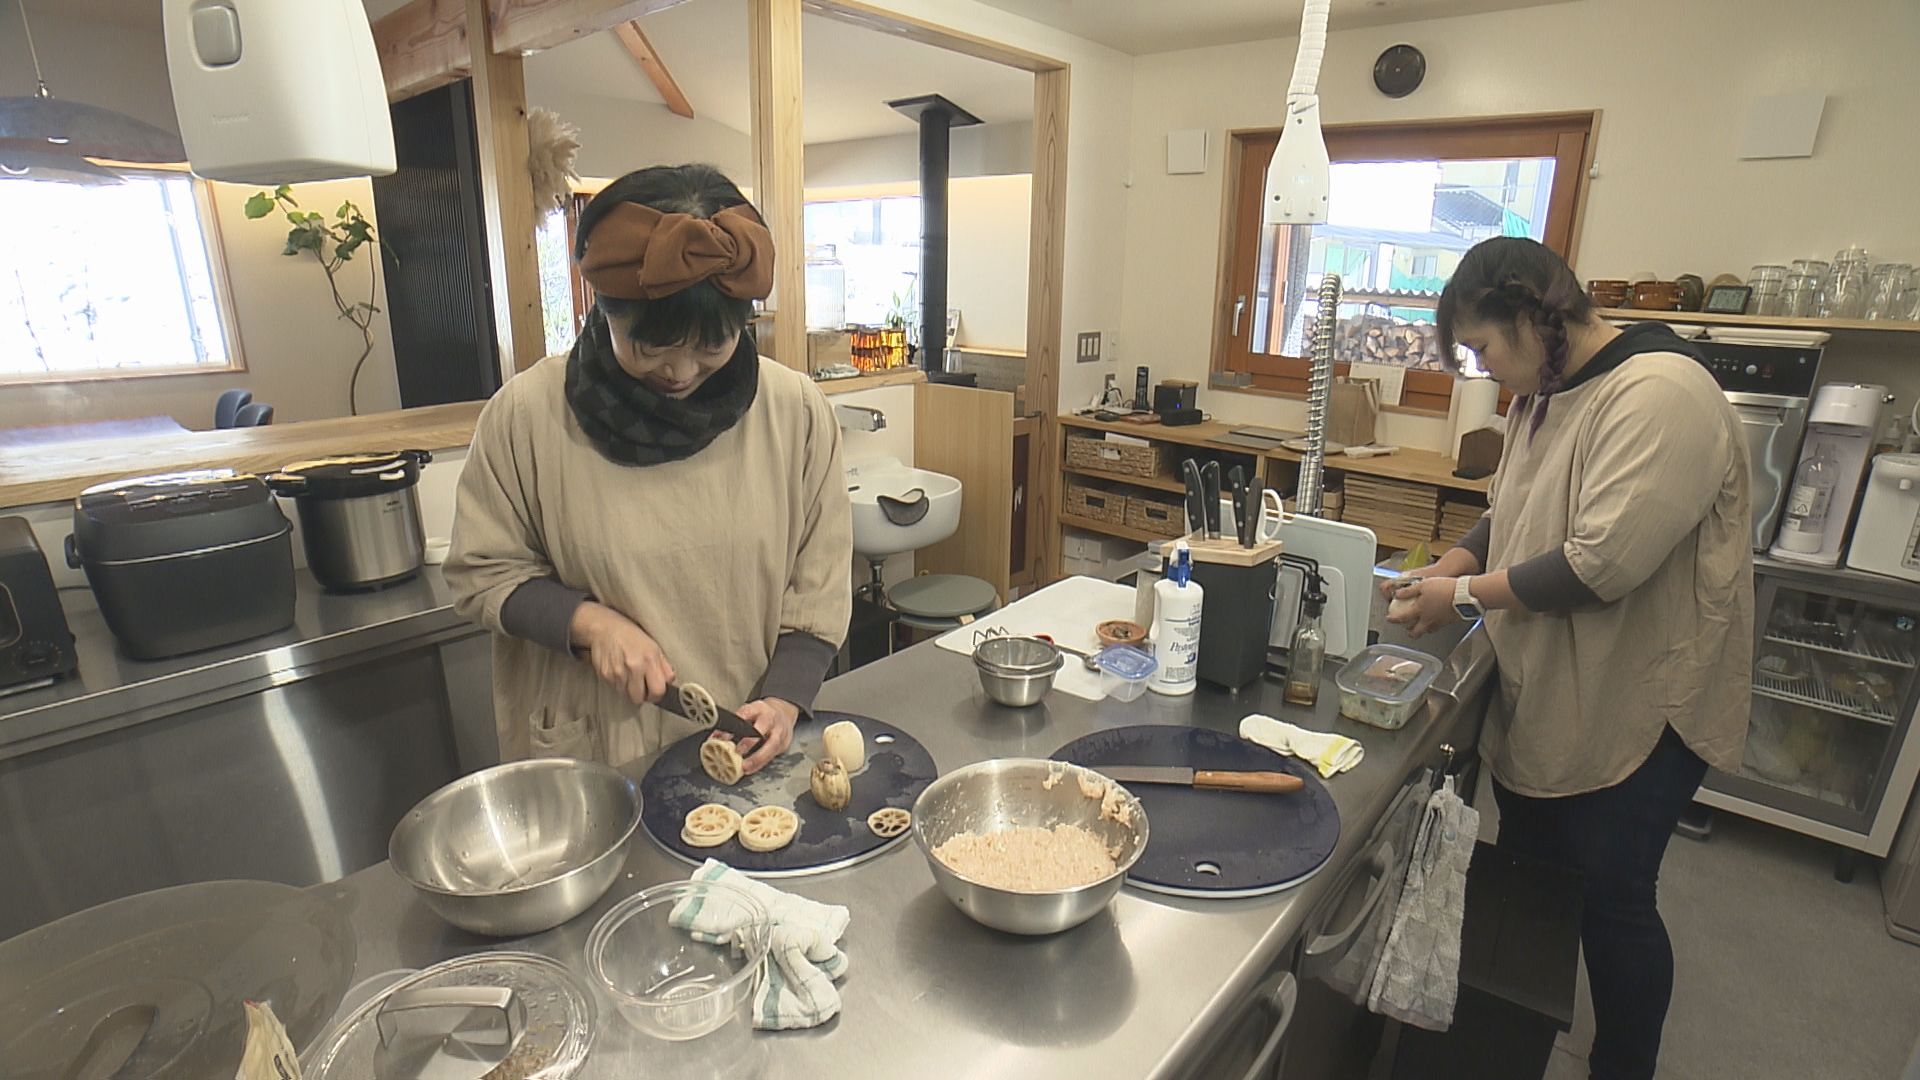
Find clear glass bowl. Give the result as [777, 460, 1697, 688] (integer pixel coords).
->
[586, 880, 772, 1042]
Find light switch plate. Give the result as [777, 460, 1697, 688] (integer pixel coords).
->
[1077, 331, 1102, 363]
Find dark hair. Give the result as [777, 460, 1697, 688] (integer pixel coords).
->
[1435, 237, 1592, 435]
[575, 164, 758, 350]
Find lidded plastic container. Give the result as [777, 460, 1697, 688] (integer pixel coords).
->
[1095, 644, 1157, 702]
[1335, 644, 1443, 730]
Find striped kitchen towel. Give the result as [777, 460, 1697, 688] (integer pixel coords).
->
[670, 859, 851, 1030]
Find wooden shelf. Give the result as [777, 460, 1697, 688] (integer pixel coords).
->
[815, 368, 926, 395]
[1596, 308, 1920, 335]
[1059, 513, 1178, 545]
[1062, 465, 1186, 494]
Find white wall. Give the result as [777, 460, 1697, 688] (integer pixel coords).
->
[0, 8, 400, 433]
[946, 175, 1032, 351]
[1119, 0, 1920, 449]
[527, 88, 757, 182]
[803, 121, 1034, 187]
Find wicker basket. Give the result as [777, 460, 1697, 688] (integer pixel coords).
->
[1066, 434, 1169, 479]
[1064, 481, 1127, 526]
[1126, 493, 1186, 538]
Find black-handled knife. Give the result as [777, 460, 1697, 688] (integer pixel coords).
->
[1227, 465, 1247, 543]
[1239, 477, 1263, 547]
[1201, 460, 1222, 539]
[1182, 458, 1207, 538]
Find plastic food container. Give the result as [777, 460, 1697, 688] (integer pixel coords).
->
[1335, 644, 1443, 730]
[1096, 645, 1157, 702]
[586, 879, 772, 1042]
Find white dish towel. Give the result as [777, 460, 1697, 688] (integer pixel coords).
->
[1366, 775, 1479, 1031]
[669, 859, 851, 1030]
[1240, 714, 1365, 777]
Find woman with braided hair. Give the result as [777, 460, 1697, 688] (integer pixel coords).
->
[1384, 237, 1751, 1080]
[446, 164, 851, 773]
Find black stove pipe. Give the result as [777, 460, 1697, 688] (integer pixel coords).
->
[887, 94, 982, 376]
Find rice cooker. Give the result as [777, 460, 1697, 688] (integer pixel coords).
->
[268, 450, 431, 593]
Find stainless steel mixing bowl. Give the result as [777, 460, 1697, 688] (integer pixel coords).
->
[389, 758, 641, 937]
[912, 758, 1149, 935]
[974, 636, 1063, 707]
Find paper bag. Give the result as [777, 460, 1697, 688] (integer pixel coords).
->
[1329, 376, 1380, 448]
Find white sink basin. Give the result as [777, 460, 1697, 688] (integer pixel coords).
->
[845, 458, 963, 559]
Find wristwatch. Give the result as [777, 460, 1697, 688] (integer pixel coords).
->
[1452, 576, 1485, 621]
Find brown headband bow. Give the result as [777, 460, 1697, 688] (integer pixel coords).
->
[578, 202, 776, 301]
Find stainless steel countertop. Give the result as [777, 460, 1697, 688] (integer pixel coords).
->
[0, 568, 477, 760]
[313, 611, 1492, 1079]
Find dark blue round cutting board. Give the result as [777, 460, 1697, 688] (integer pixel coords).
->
[1052, 725, 1339, 898]
[640, 712, 936, 877]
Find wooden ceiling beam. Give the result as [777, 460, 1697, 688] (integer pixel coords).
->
[487, 0, 690, 55]
[611, 21, 694, 119]
[372, 0, 472, 103]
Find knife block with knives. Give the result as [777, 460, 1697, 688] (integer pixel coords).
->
[1175, 457, 1285, 690]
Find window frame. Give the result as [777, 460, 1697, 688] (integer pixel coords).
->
[1211, 112, 1598, 413]
[0, 162, 249, 388]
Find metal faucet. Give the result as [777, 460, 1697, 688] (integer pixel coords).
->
[834, 404, 887, 433]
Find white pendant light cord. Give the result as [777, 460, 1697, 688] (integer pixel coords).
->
[14, 0, 52, 98]
[1287, 0, 1331, 102]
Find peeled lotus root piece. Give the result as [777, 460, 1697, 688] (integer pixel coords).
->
[821, 719, 865, 772]
[700, 736, 744, 785]
[682, 803, 741, 848]
[679, 683, 720, 727]
[867, 807, 912, 839]
[738, 806, 799, 852]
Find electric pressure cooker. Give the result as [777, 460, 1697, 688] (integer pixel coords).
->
[268, 450, 432, 593]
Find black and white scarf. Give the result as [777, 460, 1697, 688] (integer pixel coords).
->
[564, 310, 760, 467]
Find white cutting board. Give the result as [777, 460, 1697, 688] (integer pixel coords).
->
[936, 577, 1137, 700]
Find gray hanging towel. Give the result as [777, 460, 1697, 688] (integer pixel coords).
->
[1366, 775, 1479, 1031]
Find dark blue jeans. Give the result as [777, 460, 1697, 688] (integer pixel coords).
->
[1492, 726, 1709, 1080]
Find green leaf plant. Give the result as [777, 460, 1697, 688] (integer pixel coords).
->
[244, 184, 387, 415]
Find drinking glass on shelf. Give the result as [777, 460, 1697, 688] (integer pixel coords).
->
[1821, 248, 1873, 319]
[1748, 264, 1789, 316]
[1865, 264, 1912, 321]
[1788, 260, 1829, 317]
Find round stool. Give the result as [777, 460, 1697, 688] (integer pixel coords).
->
[886, 573, 998, 633]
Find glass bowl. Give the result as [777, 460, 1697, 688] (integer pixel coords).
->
[585, 880, 772, 1042]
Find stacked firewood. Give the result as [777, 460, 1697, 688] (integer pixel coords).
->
[1299, 313, 1448, 371]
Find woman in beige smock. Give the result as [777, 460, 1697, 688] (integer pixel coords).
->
[446, 164, 852, 772]
[1385, 238, 1752, 1080]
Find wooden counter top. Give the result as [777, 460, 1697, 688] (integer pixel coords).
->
[813, 369, 927, 394]
[1059, 412, 1490, 493]
[0, 402, 484, 509]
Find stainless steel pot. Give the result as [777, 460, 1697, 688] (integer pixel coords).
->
[269, 450, 430, 592]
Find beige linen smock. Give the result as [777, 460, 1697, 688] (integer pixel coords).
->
[445, 354, 853, 764]
[1480, 351, 1753, 797]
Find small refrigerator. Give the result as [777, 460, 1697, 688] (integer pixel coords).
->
[1697, 559, 1920, 870]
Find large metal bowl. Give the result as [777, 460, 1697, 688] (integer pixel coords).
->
[912, 758, 1149, 935]
[389, 758, 641, 937]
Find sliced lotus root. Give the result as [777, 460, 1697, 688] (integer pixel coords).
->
[699, 735, 744, 785]
[867, 807, 912, 839]
[738, 805, 799, 852]
[678, 682, 720, 727]
[681, 803, 741, 848]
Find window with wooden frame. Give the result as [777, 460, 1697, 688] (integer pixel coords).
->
[536, 190, 594, 356]
[1215, 112, 1595, 412]
[1, 163, 245, 384]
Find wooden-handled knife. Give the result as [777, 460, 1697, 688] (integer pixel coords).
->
[1093, 765, 1305, 794]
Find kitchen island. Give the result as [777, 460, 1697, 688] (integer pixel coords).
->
[314, 605, 1492, 1078]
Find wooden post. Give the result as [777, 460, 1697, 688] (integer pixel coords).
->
[1026, 67, 1069, 585]
[372, 0, 470, 102]
[467, 0, 547, 378]
[748, 0, 806, 371]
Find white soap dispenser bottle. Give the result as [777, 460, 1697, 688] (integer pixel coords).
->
[1149, 541, 1203, 696]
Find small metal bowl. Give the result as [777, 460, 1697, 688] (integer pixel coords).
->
[974, 636, 1063, 706]
[913, 758, 1149, 935]
[389, 758, 641, 937]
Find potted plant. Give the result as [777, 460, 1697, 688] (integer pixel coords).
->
[244, 185, 383, 415]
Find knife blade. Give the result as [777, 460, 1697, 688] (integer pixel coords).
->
[661, 680, 763, 742]
[1092, 765, 1304, 794]
[1181, 458, 1207, 538]
[1201, 461, 1222, 539]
